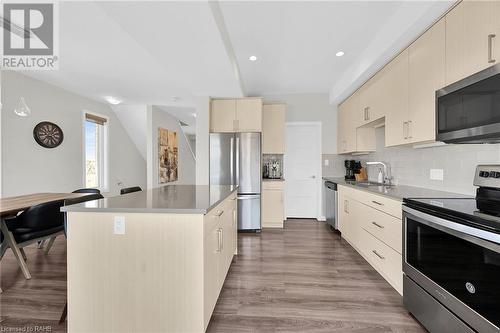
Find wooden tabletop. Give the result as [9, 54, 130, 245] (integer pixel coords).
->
[0, 192, 93, 217]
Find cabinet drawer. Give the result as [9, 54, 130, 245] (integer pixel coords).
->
[339, 185, 402, 218]
[358, 228, 403, 294]
[262, 180, 284, 190]
[358, 202, 402, 253]
[204, 193, 235, 238]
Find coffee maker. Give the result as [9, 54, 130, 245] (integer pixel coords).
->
[344, 160, 361, 180]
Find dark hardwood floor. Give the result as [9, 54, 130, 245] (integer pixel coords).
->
[1, 219, 425, 332]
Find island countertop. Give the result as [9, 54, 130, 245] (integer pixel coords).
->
[61, 185, 238, 214]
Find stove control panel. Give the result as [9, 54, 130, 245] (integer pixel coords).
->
[474, 165, 500, 188]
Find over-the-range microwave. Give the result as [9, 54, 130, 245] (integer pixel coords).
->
[436, 64, 500, 143]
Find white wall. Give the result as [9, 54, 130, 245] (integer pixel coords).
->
[195, 96, 210, 185]
[147, 105, 196, 188]
[1, 71, 146, 197]
[112, 105, 148, 160]
[263, 93, 337, 154]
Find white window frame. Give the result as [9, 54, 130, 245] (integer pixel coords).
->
[82, 111, 109, 192]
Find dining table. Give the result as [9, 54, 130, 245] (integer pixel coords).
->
[0, 192, 94, 281]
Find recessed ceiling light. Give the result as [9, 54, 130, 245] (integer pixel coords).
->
[336, 51, 345, 57]
[104, 96, 121, 105]
[248, 55, 258, 61]
[192, 113, 197, 118]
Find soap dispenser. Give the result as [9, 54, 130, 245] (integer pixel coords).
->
[377, 168, 383, 184]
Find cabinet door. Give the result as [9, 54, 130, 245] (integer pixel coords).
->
[492, 0, 500, 64]
[408, 19, 445, 144]
[359, 74, 384, 125]
[262, 189, 284, 228]
[337, 102, 347, 153]
[345, 92, 358, 153]
[262, 104, 286, 154]
[210, 99, 236, 133]
[337, 190, 350, 237]
[384, 50, 410, 147]
[445, 1, 492, 85]
[236, 98, 262, 132]
[203, 223, 221, 329]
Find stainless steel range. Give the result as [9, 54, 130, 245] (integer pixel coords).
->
[403, 165, 500, 333]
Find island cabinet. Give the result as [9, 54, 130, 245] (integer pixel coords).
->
[64, 186, 237, 333]
[338, 185, 403, 294]
[210, 97, 263, 133]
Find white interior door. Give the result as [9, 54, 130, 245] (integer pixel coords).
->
[284, 123, 321, 218]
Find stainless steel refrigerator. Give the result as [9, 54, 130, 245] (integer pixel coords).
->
[210, 132, 261, 231]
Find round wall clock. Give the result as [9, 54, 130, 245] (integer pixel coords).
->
[33, 121, 64, 148]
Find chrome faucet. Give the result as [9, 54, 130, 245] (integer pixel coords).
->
[366, 161, 392, 185]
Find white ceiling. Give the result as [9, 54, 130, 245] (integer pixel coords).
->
[22, 1, 243, 108]
[219, 1, 455, 100]
[19, 1, 455, 111]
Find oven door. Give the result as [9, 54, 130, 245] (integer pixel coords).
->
[403, 206, 500, 333]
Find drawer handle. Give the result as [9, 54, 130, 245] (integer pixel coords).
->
[215, 210, 224, 217]
[371, 200, 384, 206]
[488, 34, 496, 63]
[372, 250, 385, 260]
[371, 222, 384, 229]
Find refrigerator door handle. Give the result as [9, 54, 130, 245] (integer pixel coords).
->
[230, 136, 234, 185]
[235, 135, 240, 186]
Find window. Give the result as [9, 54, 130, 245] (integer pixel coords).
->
[84, 113, 108, 190]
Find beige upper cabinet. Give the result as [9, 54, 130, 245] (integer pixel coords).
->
[337, 102, 348, 153]
[358, 72, 384, 125]
[445, 0, 500, 86]
[262, 103, 286, 154]
[236, 98, 263, 132]
[210, 98, 263, 133]
[384, 50, 410, 147]
[408, 19, 445, 144]
[210, 99, 236, 133]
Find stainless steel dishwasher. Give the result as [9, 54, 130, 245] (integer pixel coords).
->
[324, 181, 338, 230]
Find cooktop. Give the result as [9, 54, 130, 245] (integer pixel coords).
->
[404, 197, 500, 234]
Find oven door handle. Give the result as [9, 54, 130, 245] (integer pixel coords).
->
[403, 206, 500, 253]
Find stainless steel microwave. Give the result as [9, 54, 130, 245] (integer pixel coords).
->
[436, 64, 500, 143]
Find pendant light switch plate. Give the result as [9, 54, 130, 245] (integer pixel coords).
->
[114, 216, 126, 235]
[430, 169, 444, 181]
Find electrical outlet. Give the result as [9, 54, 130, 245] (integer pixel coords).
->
[324, 159, 329, 166]
[114, 216, 126, 235]
[430, 169, 444, 181]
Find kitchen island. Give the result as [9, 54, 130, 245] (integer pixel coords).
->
[62, 185, 238, 333]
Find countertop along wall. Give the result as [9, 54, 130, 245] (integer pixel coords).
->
[324, 127, 500, 196]
[1, 71, 146, 197]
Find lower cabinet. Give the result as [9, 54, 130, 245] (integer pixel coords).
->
[338, 185, 403, 294]
[262, 181, 285, 228]
[203, 191, 237, 330]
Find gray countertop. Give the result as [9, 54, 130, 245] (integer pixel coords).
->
[61, 185, 238, 214]
[323, 177, 471, 201]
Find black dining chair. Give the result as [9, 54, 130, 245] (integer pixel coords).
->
[59, 193, 104, 324]
[0, 200, 65, 279]
[120, 186, 142, 195]
[72, 188, 101, 194]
